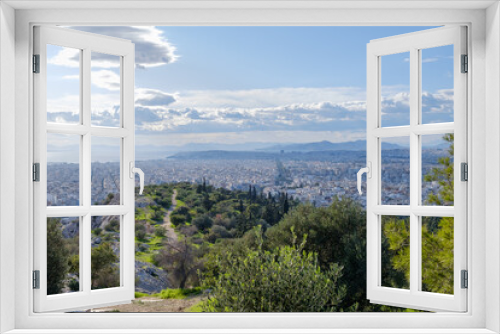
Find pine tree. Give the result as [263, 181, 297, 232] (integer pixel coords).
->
[47, 218, 70, 295]
[284, 198, 290, 214]
[384, 134, 455, 294]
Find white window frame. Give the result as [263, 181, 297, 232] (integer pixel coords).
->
[1, 1, 499, 333]
[366, 26, 467, 312]
[33, 25, 136, 312]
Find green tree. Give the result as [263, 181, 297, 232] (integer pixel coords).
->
[424, 133, 454, 206]
[47, 218, 70, 295]
[193, 215, 213, 232]
[91, 242, 119, 289]
[385, 134, 455, 294]
[201, 227, 346, 312]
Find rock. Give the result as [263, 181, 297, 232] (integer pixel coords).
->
[135, 261, 171, 294]
[62, 221, 79, 238]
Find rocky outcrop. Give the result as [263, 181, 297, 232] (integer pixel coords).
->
[135, 261, 171, 294]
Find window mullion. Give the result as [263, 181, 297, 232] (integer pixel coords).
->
[409, 47, 420, 294]
[82, 47, 92, 295]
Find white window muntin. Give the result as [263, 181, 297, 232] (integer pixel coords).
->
[366, 26, 467, 312]
[33, 26, 136, 312]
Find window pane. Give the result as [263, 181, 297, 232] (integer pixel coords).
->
[46, 45, 80, 124]
[91, 215, 121, 290]
[421, 45, 454, 124]
[381, 137, 410, 205]
[421, 134, 454, 206]
[91, 52, 121, 127]
[47, 133, 80, 206]
[381, 52, 410, 127]
[47, 217, 80, 295]
[91, 137, 121, 205]
[381, 215, 410, 290]
[421, 216, 454, 294]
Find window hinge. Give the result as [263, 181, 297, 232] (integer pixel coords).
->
[33, 54, 40, 73]
[461, 270, 468, 289]
[33, 270, 40, 289]
[461, 162, 468, 182]
[461, 54, 468, 73]
[33, 163, 40, 182]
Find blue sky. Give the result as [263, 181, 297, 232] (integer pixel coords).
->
[46, 26, 454, 161]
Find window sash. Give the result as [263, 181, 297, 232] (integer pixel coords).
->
[366, 26, 468, 312]
[32, 25, 136, 312]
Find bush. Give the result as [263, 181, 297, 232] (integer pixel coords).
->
[201, 227, 346, 312]
[192, 215, 213, 232]
[135, 224, 146, 240]
[68, 278, 79, 292]
[91, 242, 119, 289]
[105, 219, 120, 232]
[155, 225, 166, 238]
[170, 214, 186, 226]
[93, 227, 102, 236]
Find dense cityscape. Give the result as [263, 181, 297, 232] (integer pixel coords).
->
[47, 147, 449, 208]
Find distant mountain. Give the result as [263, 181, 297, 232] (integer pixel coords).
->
[169, 149, 367, 162]
[259, 140, 402, 152]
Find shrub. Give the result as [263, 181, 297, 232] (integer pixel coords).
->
[91, 242, 119, 289]
[170, 214, 186, 226]
[105, 219, 120, 232]
[68, 278, 79, 292]
[192, 215, 213, 232]
[201, 227, 346, 312]
[135, 224, 146, 240]
[155, 225, 166, 237]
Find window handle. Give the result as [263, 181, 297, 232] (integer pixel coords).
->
[357, 162, 371, 195]
[129, 162, 145, 195]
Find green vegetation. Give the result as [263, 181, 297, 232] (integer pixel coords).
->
[128, 134, 454, 312]
[201, 227, 346, 312]
[91, 242, 119, 289]
[383, 134, 455, 295]
[47, 218, 70, 295]
[158, 287, 203, 299]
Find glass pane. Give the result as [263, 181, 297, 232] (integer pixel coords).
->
[47, 133, 80, 206]
[91, 215, 120, 290]
[46, 45, 80, 124]
[381, 137, 410, 205]
[91, 137, 121, 205]
[421, 133, 454, 206]
[381, 215, 410, 290]
[91, 52, 121, 127]
[381, 52, 410, 127]
[47, 217, 80, 295]
[421, 45, 454, 124]
[421, 216, 454, 294]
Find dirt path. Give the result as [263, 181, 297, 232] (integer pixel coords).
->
[163, 189, 178, 242]
[91, 295, 204, 313]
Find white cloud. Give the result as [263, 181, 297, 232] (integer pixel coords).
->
[49, 26, 178, 69]
[169, 87, 366, 109]
[92, 70, 121, 91]
[136, 88, 177, 108]
[45, 86, 454, 135]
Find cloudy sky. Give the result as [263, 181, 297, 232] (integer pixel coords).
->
[46, 26, 454, 161]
